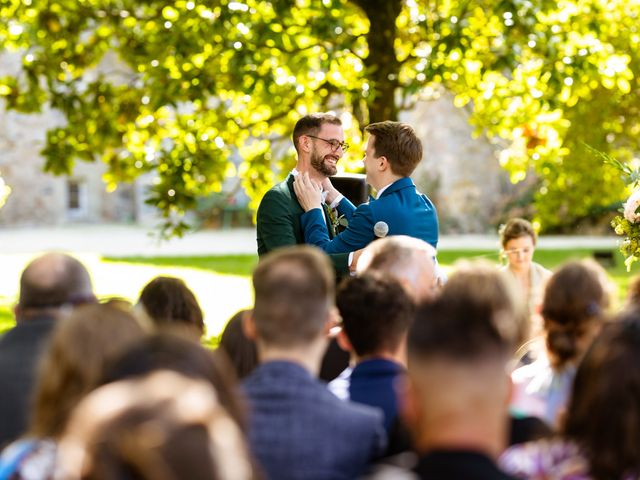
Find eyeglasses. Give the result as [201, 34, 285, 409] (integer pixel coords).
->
[504, 248, 533, 256]
[306, 135, 349, 152]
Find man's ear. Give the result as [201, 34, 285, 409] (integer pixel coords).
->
[242, 312, 258, 341]
[378, 156, 389, 172]
[299, 135, 312, 154]
[13, 304, 20, 321]
[323, 306, 341, 336]
[336, 329, 354, 353]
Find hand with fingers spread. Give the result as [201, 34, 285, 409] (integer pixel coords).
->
[294, 172, 323, 212]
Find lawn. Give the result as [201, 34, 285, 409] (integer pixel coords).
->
[0, 248, 634, 337]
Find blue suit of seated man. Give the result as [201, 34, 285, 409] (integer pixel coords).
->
[294, 121, 438, 266]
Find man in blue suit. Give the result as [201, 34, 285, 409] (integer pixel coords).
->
[242, 246, 386, 480]
[294, 121, 438, 271]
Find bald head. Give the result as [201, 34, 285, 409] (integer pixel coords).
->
[17, 253, 95, 319]
[357, 236, 437, 302]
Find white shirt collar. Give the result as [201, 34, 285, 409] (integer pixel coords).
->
[376, 182, 394, 199]
[291, 169, 328, 203]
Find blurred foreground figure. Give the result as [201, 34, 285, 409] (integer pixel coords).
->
[501, 308, 640, 480]
[57, 371, 255, 480]
[0, 303, 144, 478]
[243, 246, 386, 479]
[370, 262, 526, 479]
[0, 253, 95, 447]
[218, 309, 259, 380]
[510, 260, 612, 427]
[103, 331, 248, 434]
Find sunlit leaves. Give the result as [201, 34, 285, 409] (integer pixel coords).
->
[1, 0, 639, 233]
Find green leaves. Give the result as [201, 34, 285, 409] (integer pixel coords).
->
[1, 0, 639, 235]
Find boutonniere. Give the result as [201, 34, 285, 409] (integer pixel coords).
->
[327, 208, 348, 233]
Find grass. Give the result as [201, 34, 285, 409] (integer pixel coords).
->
[1, 248, 634, 337]
[0, 304, 14, 333]
[103, 254, 259, 277]
[438, 248, 631, 297]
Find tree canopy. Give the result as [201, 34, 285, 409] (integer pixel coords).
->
[1, 0, 638, 235]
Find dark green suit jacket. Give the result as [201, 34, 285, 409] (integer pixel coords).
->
[256, 174, 350, 276]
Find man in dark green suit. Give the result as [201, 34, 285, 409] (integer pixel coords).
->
[256, 113, 352, 276]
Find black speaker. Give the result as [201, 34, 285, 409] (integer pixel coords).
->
[331, 174, 369, 206]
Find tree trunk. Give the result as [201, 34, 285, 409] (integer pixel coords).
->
[352, 0, 402, 123]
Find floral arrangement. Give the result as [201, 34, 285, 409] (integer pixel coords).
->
[590, 145, 640, 270]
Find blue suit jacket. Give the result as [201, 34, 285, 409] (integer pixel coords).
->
[349, 359, 405, 432]
[300, 177, 438, 254]
[242, 361, 386, 480]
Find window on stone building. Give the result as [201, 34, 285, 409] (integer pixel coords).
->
[67, 179, 88, 218]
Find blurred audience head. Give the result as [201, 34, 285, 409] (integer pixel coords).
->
[29, 303, 145, 439]
[440, 261, 528, 354]
[336, 273, 414, 361]
[218, 309, 258, 380]
[137, 276, 204, 338]
[357, 235, 437, 303]
[249, 246, 335, 350]
[404, 263, 522, 456]
[103, 332, 245, 431]
[541, 259, 612, 369]
[16, 252, 95, 321]
[58, 371, 255, 480]
[563, 308, 640, 480]
[625, 273, 640, 308]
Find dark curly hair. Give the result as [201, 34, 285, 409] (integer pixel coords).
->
[337, 273, 414, 357]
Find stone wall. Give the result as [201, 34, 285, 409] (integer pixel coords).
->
[402, 92, 514, 233]
[0, 52, 138, 227]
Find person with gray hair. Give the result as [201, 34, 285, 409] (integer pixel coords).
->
[0, 252, 95, 447]
[357, 235, 439, 303]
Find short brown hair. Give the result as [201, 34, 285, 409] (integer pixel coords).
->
[292, 113, 342, 153]
[252, 246, 334, 347]
[364, 121, 422, 177]
[499, 218, 536, 248]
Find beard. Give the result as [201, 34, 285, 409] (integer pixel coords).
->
[310, 149, 338, 177]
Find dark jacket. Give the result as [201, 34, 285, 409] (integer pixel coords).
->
[300, 177, 439, 254]
[0, 316, 56, 447]
[256, 174, 351, 275]
[243, 361, 386, 480]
